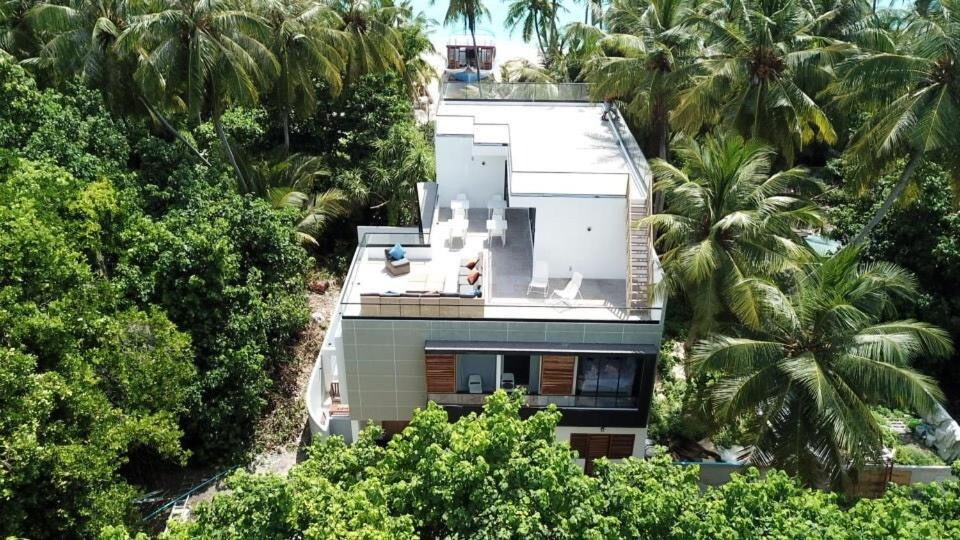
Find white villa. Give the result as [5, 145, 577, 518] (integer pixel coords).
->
[306, 82, 666, 471]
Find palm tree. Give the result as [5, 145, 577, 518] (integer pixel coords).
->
[244, 153, 350, 247]
[580, 0, 602, 26]
[642, 133, 823, 349]
[261, 0, 344, 153]
[333, 0, 405, 88]
[394, 4, 438, 100]
[586, 0, 700, 162]
[500, 57, 554, 81]
[833, 0, 960, 245]
[442, 0, 490, 89]
[25, 0, 212, 164]
[1, 0, 41, 61]
[674, 0, 841, 164]
[26, 0, 132, 88]
[692, 247, 953, 488]
[504, 0, 552, 59]
[119, 0, 279, 190]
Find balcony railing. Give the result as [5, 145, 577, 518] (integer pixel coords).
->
[441, 82, 592, 102]
[428, 392, 639, 409]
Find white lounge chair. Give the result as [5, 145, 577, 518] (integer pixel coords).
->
[468, 374, 483, 394]
[527, 261, 549, 297]
[501, 372, 515, 390]
[550, 272, 583, 306]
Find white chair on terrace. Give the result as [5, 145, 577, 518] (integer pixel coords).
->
[468, 374, 483, 394]
[486, 217, 507, 246]
[501, 372, 515, 390]
[451, 194, 470, 220]
[487, 195, 506, 218]
[527, 261, 549, 297]
[490, 207, 505, 220]
[448, 217, 468, 248]
[550, 272, 584, 306]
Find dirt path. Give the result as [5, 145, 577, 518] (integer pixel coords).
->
[251, 278, 342, 476]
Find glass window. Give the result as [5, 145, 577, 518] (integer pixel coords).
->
[576, 356, 638, 406]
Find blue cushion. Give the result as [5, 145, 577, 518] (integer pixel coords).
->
[388, 244, 406, 261]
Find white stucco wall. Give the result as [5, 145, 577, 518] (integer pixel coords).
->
[510, 195, 628, 280]
[435, 135, 507, 207]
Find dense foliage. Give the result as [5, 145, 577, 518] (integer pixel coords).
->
[535, 0, 960, 483]
[694, 247, 952, 486]
[0, 55, 313, 537]
[152, 391, 960, 539]
[827, 159, 960, 415]
[0, 0, 436, 532]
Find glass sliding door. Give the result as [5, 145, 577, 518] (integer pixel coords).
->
[575, 356, 639, 408]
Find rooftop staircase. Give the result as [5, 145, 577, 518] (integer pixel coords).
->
[627, 195, 651, 310]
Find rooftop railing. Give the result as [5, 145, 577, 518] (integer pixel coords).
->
[441, 82, 592, 102]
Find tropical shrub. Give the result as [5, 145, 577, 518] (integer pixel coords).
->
[159, 391, 960, 539]
[0, 155, 197, 539]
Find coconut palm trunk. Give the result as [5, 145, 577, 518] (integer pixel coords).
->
[851, 151, 923, 245]
[213, 110, 248, 192]
[140, 98, 211, 167]
[469, 16, 482, 96]
[282, 111, 291, 154]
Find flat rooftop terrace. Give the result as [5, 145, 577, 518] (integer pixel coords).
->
[436, 100, 636, 197]
[341, 208, 658, 322]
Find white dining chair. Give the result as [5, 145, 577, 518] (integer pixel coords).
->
[486, 218, 507, 246]
[449, 218, 468, 248]
[487, 195, 506, 218]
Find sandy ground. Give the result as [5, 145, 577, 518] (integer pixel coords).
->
[250, 280, 343, 475]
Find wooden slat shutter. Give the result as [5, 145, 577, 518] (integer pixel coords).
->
[425, 354, 456, 393]
[569, 434, 589, 458]
[609, 435, 635, 458]
[540, 355, 576, 395]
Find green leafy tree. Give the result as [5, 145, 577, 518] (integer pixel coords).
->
[675, 0, 840, 163]
[644, 133, 822, 349]
[833, 0, 960, 244]
[156, 391, 960, 538]
[116, 189, 310, 459]
[0, 155, 196, 539]
[692, 247, 954, 487]
[0, 58, 128, 180]
[171, 391, 618, 538]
